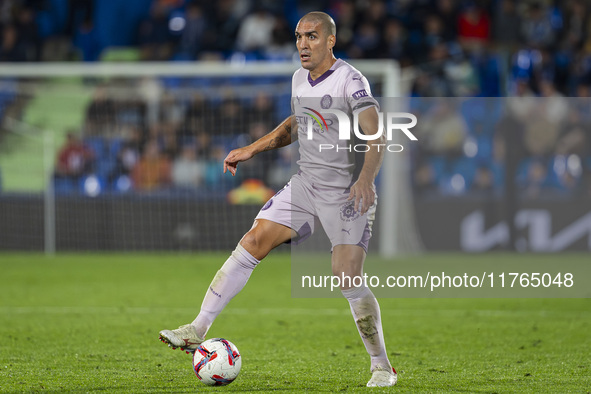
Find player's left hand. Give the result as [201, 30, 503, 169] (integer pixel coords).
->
[348, 177, 375, 215]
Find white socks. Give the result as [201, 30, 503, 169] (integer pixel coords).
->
[342, 285, 391, 371]
[191, 244, 259, 338]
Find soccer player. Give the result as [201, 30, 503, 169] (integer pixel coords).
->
[159, 11, 397, 387]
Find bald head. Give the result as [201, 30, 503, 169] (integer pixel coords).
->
[299, 11, 336, 37]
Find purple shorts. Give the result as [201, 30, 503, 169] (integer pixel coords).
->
[255, 173, 375, 252]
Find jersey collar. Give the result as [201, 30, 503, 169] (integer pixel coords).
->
[307, 59, 340, 87]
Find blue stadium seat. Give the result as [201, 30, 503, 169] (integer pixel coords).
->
[451, 157, 478, 189]
[474, 134, 493, 162]
[187, 77, 212, 89]
[160, 76, 183, 89]
[84, 137, 106, 158]
[95, 157, 115, 181]
[426, 156, 447, 179]
[108, 138, 124, 158]
[477, 55, 501, 97]
[113, 174, 132, 193]
[53, 177, 77, 194]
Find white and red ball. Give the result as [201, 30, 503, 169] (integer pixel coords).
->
[192, 338, 241, 386]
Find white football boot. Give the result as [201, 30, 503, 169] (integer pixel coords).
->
[159, 324, 204, 354]
[367, 367, 398, 387]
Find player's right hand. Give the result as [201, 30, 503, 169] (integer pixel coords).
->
[223, 147, 254, 176]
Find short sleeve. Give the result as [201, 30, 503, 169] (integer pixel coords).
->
[346, 72, 379, 115]
[291, 72, 297, 114]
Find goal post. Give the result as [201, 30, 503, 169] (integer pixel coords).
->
[0, 60, 421, 256]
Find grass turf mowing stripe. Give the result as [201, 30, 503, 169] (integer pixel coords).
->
[0, 253, 589, 393]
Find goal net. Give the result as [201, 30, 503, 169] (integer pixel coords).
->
[0, 61, 421, 256]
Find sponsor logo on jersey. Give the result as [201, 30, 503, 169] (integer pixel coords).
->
[302, 106, 328, 132]
[352, 89, 368, 100]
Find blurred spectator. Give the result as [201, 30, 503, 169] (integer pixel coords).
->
[415, 100, 468, 158]
[444, 45, 479, 96]
[233, 121, 274, 182]
[521, 2, 555, 49]
[159, 92, 184, 126]
[381, 19, 408, 65]
[131, 139, 171, 190]
[200, 0, 243, 53]
[412, 159, 440, 195]
[0, 0, 17, 25]
[522, 119, 561, 158]
[54, 132, 95, 183]
[65, 0, 94, 36]
[195, 131, 213, 159]
[364, 0, 388, 27]
[421, 14, 446, 56]
[539, 79, 568, 120]
[350, 21, 381, 59]
[203, 145, 229, 188]
[556, 103, 589, 157]
[333, 0, 356, 56]
[559, 0, 587, 52]
[435, 0, 458, 41]
[457, 3, 490, 50]
[236, 6, 276, 52]
[15, 6, 40, 61]
[0, 24, 27, 61]
[74, 18, 101, 61]
[519, 159, 549, 198]
[470, 166, 496, 196]
[518, 80, 568, 158]
[268, 145, 294, 189]
[172, 145, 205, 188]
[183, 93, 214, 137]
[412, 44, 454, 97]
[117, 98, 146, 131]
[349, 0, 388, 58]
[138, 3, 175, 61]
[177, 2, 206, 59]
[247, 92, 275, 128]
[109, 126, 143, 184]
[493, 0, 521, 49]
[507, 78, 535, 117]
[159, 122, 180, 159]
[85, 86, 116, 136]
[214, 97, 247, 136]
[551, 164, 581, 195]
[266, 16, 293, 59]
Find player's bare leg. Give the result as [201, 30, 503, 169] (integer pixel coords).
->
[159, 219, 293, 352]
[332, 244, 397, 387]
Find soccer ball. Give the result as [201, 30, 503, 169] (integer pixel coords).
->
[192, 338, 241, 386]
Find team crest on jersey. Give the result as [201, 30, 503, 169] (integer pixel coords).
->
[261, 199, 273, 211]
[340, 201, 360, 222]
[321, 94, 332, 109]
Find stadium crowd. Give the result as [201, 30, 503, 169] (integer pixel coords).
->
[1, 0, 591, 198]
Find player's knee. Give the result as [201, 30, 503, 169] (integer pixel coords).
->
[332, 259, 361, 278]
[239, 229, 270, 260]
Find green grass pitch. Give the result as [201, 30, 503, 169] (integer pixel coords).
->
[0, 253, 589, 393]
